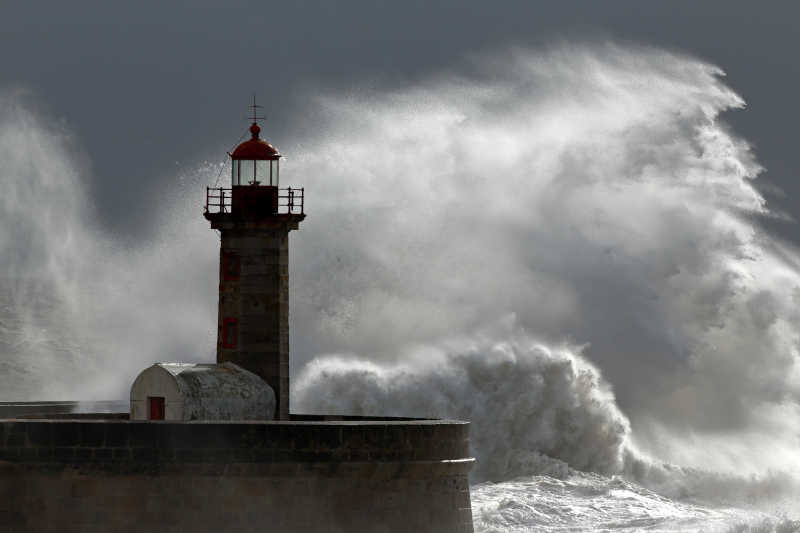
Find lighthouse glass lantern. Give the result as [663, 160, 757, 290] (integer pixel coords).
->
[230, 123, 280, 186]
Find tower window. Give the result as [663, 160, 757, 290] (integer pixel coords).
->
[222, 318, 238, 348]
[148, 396, 165, 420]
[222, 252, 240, 281]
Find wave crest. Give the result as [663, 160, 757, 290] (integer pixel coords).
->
[294, 320, 630, 481]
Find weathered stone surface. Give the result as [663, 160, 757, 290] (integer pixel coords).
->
[209, 212, 298, 421]
[130, 362, 276, 421]
[0, 416, 474, 532]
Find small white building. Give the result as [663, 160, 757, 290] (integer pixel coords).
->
[130, 362, 275, 421]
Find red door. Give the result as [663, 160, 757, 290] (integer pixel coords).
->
[222, 318, 238, 348]
[148, 396, 165, 420]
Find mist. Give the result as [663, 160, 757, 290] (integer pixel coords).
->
[3, 42, 800, 509]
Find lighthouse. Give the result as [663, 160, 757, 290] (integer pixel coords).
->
[203, 106, 305, 420]
[6, 103, 475, 533]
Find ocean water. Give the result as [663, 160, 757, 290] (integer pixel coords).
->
[3, 42, 800, 530]
[472, 473, 799, 532]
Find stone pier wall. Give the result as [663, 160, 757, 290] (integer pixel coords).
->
[0, 417, 474, 533]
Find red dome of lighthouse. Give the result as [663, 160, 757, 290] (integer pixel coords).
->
[230, 123, 281, 160]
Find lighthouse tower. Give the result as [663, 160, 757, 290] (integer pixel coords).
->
[204, 107, 304, 420]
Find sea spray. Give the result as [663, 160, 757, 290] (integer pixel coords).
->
[293, 318, 629, 481]
[0, 90, 218, 400]
[285, 43, 800, 486]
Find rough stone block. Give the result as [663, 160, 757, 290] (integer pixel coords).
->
[132, 447, 157, 463]
[112, 448, 132, 461]
[129, 423, 160, 448]
[53, 447, 75, 461]
[103, 423, 129, 448]
[53, 423, 82, 447]
[27, 423, 52, 447]
[4, 423, 26, 447]
[80, 423, 105, 448]
[92, 448, 112, 461]
[162, 424, 201, 450]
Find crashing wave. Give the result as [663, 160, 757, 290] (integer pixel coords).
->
[293, 319, 629, 481]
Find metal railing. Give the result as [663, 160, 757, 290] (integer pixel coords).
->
[205, 187, 305, 215]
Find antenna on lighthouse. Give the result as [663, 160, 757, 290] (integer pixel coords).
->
[249, 94, 265, 123]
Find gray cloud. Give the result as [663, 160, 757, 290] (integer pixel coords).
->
[1, 2, 799, 243]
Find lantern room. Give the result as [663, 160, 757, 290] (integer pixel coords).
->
[230, 122, 280, 186]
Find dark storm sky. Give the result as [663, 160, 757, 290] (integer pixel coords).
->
[2, 1, 799, 240]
